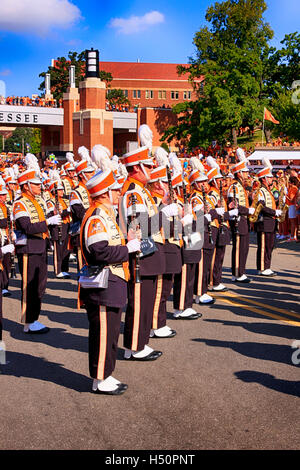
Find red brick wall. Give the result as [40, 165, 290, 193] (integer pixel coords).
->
[111, 78, 196, 109]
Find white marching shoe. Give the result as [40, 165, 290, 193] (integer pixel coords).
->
[195, 294, 215, 305]
[124, 345, 162, 361]
[212, 283, 227, 292]
[92, 376, 128, 395]
[150, 325, 176, 338]
[23, 321, 49, 334]
[259, 269, 276, 277]
[232, 274, 251, 283]
[56, 272, 70, 279]
[173, 308, 201, 319]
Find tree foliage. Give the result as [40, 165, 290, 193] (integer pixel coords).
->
[106, 89, 131, 108]
[162, 0, 300, 147]
[4, 128, 41, 154]
[39, 51, 113, 101]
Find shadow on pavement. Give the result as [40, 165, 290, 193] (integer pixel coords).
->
[192, 337, 298, 368]
[203, 318, 300, 340]
[0, 351, 88, 392]
[234, 370, 300, 398]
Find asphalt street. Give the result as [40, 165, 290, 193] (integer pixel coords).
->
[0, 236, 299, 451]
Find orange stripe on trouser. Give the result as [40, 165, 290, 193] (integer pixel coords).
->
[235, 235, 240, 278]
[196, 257, 203, 297]
[96, 306, 107, 380]
[54, 242, 58, 276]
[210, 248, 216, 286]
[261, 233, 265, 271]
[179, 264, 187, 311]
[21, 254, 28, 324]
[131, 282, 141, 351]
[152, 275, 163, 330]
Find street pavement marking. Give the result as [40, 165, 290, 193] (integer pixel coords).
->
[212, 294, 300, 326]
[213, 291, 300, 320]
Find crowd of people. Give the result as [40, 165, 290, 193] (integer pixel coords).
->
[0, 95, 60, 108]
[0, 127, 299, 395]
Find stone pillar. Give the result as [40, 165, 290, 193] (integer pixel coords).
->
[72, 77, 113, 156]
[61, 87, 79, 152]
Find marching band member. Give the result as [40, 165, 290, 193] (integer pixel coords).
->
[119, 145, 168, 361]
[13, 154, 60, 334]
[61, 152, 78, 196]
[80, 159, 139, 394]
[69, 147, 95, 272]
[206, 156, 237, 292]
[0, 180, 14, 296]
[146, 149, 180, 337]
[47, 174, 71, 279]
[254, 157, 282, 276]
[188, 162, 218, 305]
[168, 154, 202, 319]
[227, 148, 255, 283]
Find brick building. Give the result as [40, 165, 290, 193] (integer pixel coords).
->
[100, 61, 199, 109]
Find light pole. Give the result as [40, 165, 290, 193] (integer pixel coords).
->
[85, 48, 99, 78]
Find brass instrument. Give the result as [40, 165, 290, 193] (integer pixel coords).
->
[219, 179, 225, 234]
[201, 185, 213, 244]
[182, 179, 192, 247]
[54, 182, 63, 245]
[166, 166, 179, 241]
[277, 185, 289, 223]
[7, 208, 17, 278]
[129, 194, 141, 284]
[232, 183, 239, 234]
[248, 182, 263, 223]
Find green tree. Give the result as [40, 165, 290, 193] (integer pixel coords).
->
[268, 90, 300, 141]
[162, 0, 274, 148]
[39, 51, 113, 101]
[106, 89, 131, 109]
[4, 128, 41, 154]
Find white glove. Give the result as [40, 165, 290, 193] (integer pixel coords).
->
[47, 215, 62, 226]
[1, 244, 15, 255]
[216, 207, 225, 216]
[248, 207, 255, 215]
[181, 214, 194, 227]
[275, 209, 282, 217]
[229, 208, 238, 217]
[204, 214, 212, 223]
[126, 239, 141, 253]
[161, 203, 179, 218]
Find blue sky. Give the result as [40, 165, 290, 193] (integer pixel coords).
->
[0, 0, 299, 97]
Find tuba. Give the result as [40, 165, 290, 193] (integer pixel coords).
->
[249, 181, 263, 223]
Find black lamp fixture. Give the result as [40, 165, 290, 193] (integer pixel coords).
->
[85, 48, 99, 78]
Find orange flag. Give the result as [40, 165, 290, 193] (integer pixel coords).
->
[264, 107, 280, 124]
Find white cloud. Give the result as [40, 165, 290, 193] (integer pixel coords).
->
[0, 0, 82, 35]
[109, 10, 165, 35]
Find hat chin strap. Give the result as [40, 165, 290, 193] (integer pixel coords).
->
[140, 163, 149, 180]
[27, 182, 34, 195]
[108, 189, 113, 205]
